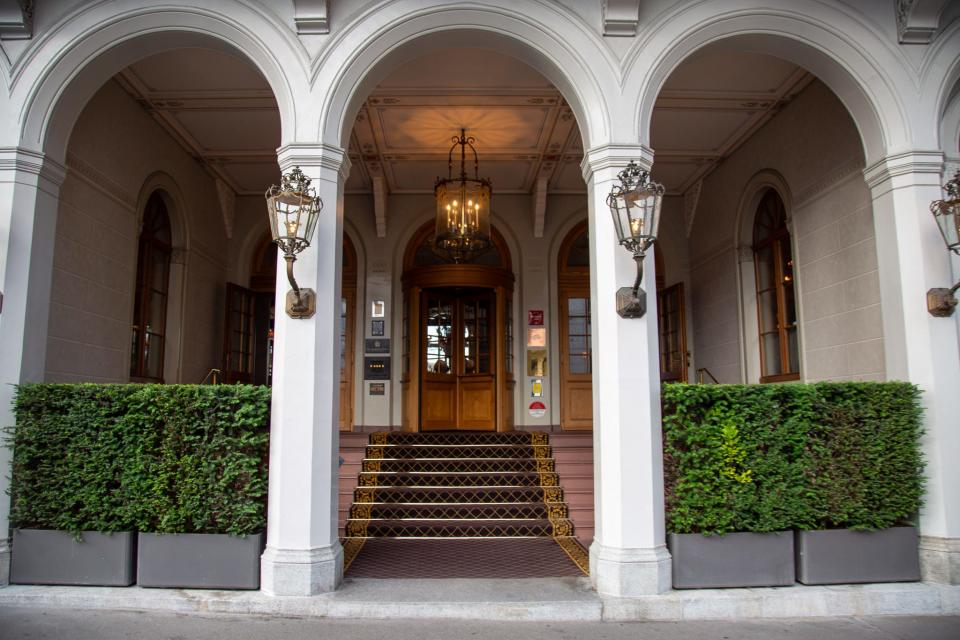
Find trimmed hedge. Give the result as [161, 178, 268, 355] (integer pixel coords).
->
[7, 384, 270, 536]
[662, 382, 924, 535]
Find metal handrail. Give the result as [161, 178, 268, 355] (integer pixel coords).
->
[200, 368, 221, 385]
[696, 367, 719, 384]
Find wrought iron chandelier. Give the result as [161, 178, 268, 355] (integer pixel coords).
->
[434, 129, 492, 263]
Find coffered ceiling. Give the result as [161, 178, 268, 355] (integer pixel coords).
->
[113, 46, 811, 202]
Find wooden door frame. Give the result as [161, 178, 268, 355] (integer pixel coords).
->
[558, 222, 593, 430]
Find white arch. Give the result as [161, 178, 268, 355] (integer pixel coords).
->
[10, 0, 308, 161]
[313, 1, 618, 152]
[626, 2, 915, 165]
[923, 21, 960, 155]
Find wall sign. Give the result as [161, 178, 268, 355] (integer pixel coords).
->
[527, 327, 546, 347]
[527, 349, 547, 376]
[364, 356, 391, 380]
[371, 319, 385, 336]
[371, 300, 385, 318]
[365, 338, 390, 354]
[369, 382, 385, 396]
[530, 378, 543, 398]
[528, 401, 546, 418]
[528, 309, 544, 326]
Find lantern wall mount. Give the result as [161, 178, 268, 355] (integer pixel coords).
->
[433, 129, 492, 264]
[265, 167, 323, 319]
[606, 161, 665, 318]
[928, 170, 960, 317]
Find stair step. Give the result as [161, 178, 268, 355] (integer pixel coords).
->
[345, 518, 574, 538]
[357, 471, 558, 488]
[349, 502, 567, 520]
[366, 444, 551, 459]
[353, 486, 564, 504]
[362, 458, 554, 473]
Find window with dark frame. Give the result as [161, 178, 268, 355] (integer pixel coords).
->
[130, 192, 172, 382]
[752, 189, 800, 382]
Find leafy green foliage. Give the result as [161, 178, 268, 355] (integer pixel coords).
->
[662, 382, 923, 535]
[7, 384, 270, 536]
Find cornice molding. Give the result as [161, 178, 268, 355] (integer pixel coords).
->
[277, 143, 351, 179]
[0, 0, 32, 40]
[794, 157, 864, 209]
[603, 0, 640, 37]
[0, 146, 66, 186]
[580, 144, 653, 182]
[64, 151, 135, 210]
[862, 150, 945, 190]
[294, 0, 330, 35]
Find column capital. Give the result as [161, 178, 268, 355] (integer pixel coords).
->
[276, 143, 351, 179]
[863, 150, 945, 192]
[0, 146, 66, 188]
[581, 143, 654, 183]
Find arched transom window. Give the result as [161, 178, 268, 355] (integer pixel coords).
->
[130, 192, 172, 381]
[752, 189, 799, 382]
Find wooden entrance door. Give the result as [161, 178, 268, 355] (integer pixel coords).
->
[420, 288, 496, 431]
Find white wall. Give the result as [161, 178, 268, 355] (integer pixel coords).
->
[687, 79, 884, 382]
[45, 80, 230, 384]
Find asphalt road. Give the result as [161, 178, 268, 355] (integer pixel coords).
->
[0, 608, 959, 640]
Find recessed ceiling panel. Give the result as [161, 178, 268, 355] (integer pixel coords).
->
[377, 48, 554, 89]
[648, 163, 702, 193]
[650, 110, 753, 152]
[172, 110, 280, 151]
[129, 48, 272, 92]
[663, 51, 799, 94]
[219, 163, 281, 193]
[551, 161, 587, 192]
[374, 106, 550, 152]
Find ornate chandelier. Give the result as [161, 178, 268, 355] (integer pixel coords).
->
[434, 129, 492, 263]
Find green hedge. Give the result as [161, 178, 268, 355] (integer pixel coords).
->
[7, 384, 270, 536]
[662, 382, 924, 535]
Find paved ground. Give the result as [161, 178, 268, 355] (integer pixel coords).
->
[0, 608, 959, 640]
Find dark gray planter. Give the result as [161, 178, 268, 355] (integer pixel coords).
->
[10, 529, 136, 586]
[137, 532, 264, 589]
[795, 526, 921, 585]
[669, 531, 795, 588]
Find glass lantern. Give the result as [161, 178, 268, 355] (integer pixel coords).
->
[931, 170, 960, 255]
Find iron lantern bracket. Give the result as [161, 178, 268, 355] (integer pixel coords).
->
[617, 252, 648, 318]
[927, 281, 960, 317]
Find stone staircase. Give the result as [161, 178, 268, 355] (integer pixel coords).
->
[342, 431, 582, 542]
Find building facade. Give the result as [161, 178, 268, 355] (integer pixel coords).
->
[0, 0, 959, 596]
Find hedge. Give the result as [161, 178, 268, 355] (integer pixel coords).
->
[7, 384, 270, 536]
[662, 382, 924, 535]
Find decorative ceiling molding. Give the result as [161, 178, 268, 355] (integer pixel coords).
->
[897, 0, 950, 44]
[215, 178, 236, 239]
[602, 0, 640, 37]
[294, 0, 330, 35]
[0, 0, 32, 40]
[683, 180, 702, 238]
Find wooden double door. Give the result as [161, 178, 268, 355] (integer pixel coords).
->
[420, 288, 497, 431]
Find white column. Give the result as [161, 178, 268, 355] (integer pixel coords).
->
[582, 145, 671, 596]
[260, 144, 348, 595]
[0, 148, 65, 586]
[865, 151, 960, 585]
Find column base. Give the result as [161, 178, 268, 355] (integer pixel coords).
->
[0, 537, 10, 587]
[260, 543, 343, 595]
[920, 535, 960, 584]
[590, 540, 672, 596]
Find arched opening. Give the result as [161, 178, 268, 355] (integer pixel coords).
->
[644, 42, 881, 384]
[129, 191, 173, 382]
[400, 221, 515, 431]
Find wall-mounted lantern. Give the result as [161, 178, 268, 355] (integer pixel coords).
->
[265, 167, 323, 319]
[606, 161, 665, 318]
[928, 170, 960, 317]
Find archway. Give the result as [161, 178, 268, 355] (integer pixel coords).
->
[400, 221, 515, 431]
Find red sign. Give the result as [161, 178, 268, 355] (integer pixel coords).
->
[528, 309, 544, 326]
[528, 401, 546, 418]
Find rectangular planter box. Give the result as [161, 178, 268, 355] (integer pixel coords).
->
[795, 526, 921, 585]
[669, 531, 795, 589]
[10, 529, 136, 586]
[137, 532, 264, 589]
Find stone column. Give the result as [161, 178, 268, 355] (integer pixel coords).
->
[260, 144, 348, 595]
[865, 151, 960, 584]
[0, 148, 66, 586]
[582, 145, 671, 596]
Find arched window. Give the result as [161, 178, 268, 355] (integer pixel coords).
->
[130, 192, 172, 381]
[752, 189, 799, 382]
[558, 222, 592, 430]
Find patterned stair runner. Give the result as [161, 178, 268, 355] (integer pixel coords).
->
[342, 431, 589, 576]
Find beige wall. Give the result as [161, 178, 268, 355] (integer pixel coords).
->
[45, 80, 229, 384]
[687, 79, 884, 382]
